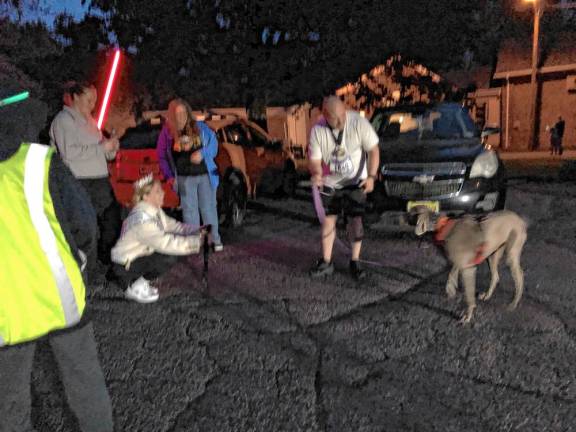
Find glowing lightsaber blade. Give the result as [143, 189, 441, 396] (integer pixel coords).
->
[97, 49, 121, 130]
[0, 91, 29, 108]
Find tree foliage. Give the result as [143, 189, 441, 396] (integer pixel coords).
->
[2, 0, 575, 112]
[85, 0, 524, 109]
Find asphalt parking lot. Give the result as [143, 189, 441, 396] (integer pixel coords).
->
[30, 159, 576, 432]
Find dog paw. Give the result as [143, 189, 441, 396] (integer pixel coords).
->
[459, 308, 475, 324]
[478, 292, 491, 301]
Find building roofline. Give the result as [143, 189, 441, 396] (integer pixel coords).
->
[494, 63, 576, 79]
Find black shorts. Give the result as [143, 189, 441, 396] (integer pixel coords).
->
[320, 185, 366, 217]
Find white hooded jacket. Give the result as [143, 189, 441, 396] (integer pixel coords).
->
[111, 201, 201, 268]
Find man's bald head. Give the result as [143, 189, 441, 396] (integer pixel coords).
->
[322, 96, 346, 130]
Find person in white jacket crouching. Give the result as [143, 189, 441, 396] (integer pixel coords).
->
[111, 174, 204, 303]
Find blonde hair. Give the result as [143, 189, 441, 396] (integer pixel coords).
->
[132, 179, 161, 205]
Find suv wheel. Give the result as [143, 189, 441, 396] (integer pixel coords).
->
[229, 196, 246, 227]
[223, 170, 247, 228]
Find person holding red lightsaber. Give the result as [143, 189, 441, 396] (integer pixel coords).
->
[49, 80, 121, 278]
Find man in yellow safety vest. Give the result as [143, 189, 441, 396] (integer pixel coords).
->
[0, 78, 113, 431]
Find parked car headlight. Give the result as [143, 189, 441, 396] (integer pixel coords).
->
[470, 151, 498, 178]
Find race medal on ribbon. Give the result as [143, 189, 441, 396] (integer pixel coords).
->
[330, 145, 354, 176]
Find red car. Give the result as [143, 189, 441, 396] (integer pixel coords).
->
[108, 116, 297, 227]
[212, 117, 298, 198]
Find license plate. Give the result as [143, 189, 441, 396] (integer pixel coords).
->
[407, 200, 440, 213]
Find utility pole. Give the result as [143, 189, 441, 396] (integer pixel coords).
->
[527, 0, 542, 150]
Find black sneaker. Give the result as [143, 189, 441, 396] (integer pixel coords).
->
[309, 259, 334, 278]
[349, 260, 366, 281]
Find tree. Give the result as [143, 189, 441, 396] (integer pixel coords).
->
[3, 0, 574, 112]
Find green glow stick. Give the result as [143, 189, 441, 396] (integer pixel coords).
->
[0, 91, 30, 108]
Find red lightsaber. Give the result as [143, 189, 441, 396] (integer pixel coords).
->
[97, 48, 121, 130]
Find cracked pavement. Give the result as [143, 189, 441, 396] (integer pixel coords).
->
[31, 179, 576, 432]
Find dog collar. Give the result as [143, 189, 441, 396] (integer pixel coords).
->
[434, 216, 456, 243]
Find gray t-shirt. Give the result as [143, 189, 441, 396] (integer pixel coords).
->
[49, 106, 111, 179]
[309, 110, 379, 189]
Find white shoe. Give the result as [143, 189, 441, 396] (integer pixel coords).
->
[125, 277, 159, 303]
[213, 243, 223, 252]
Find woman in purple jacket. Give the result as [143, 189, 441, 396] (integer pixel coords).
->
[156, 98, 223, 250]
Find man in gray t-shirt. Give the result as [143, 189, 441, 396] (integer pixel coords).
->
[308, 96, 380, 280]
[50, 81, 120, 270]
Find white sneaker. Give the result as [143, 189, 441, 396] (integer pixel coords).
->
[125, 277, 159, 303]
[213, 243, 224, 252]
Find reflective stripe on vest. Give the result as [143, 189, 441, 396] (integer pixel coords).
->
[24, 144, 81, 324]
[0, 143, 86, 346]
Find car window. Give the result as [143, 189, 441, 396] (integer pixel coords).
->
[371, 112, 385, 135]
[217, 128, 227, 143]
[225, 124, 251, 147]
[246, 124, 282, 150]
[246, 125, 267, 146]
[389, 112, 421, 133]
[373, 104, 479, 142]
[119, 121, 163, 149]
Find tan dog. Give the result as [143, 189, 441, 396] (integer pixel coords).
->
[415, 210, 527, 323]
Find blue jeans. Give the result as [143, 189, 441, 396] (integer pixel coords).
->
[178, 174, 221, 244]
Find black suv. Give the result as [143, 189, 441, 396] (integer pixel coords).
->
[369, 103, 506, 223]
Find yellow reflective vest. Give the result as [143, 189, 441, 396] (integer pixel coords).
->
[0, 143, 86, 346]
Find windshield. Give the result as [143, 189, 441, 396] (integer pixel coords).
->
[119, 121, 162, 149]
[373, 104, 479, 142]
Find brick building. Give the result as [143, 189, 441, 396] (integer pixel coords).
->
[492, 33, 576, 150]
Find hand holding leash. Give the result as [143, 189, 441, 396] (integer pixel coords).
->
[359, 176, 375, 194]
[311, 174, 323, 188]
